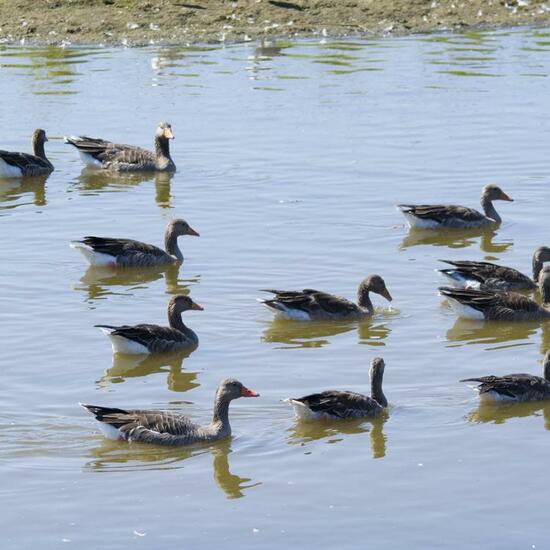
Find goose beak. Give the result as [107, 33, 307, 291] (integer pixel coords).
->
[190, 302, 204, 311]
[187, 226, 200, 237]
[380, 288, 393, 302]
[164, 128, 175, 139]
[241, 386, 260, 397]
[500, 192, 513, 202]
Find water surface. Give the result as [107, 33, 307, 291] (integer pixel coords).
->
[1, 29, 550, 548]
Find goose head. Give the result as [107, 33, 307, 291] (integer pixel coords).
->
[169, 295, 203, 314]
[532, 247, 550, 282]
[358, 275, 392, 303]
[369, 357, 385, 381]
[216, 378, 260, 402]
[481, 184, 513, 203]
[168, 218, 200, 238]
[32, 128, 48, 144]
[156, 121, 174, 140]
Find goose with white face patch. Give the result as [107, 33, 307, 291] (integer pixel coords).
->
[80, 378, 259, 446]
[64, 122, 176, 172]
[398, 184, 513, 229]
[70, 218, 199, 267]
[438, 247, 550, 291]
[258, 275, 392, 321]
[0, 129, 54, 177]
[439, 266, 550, 321]
[286, 357, 388, 420]
[461, 351, 550, 404]
[96, 295, 203, 354]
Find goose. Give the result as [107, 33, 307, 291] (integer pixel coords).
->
[461, 351, 550, 403]
[70, 219, 199, 267]
[0, 129, 53, 177]
[96, 295, 202, 354]
[64, 122, 176, 172]
[259, 275, 392, 321]
[80, 378, 259, 446]
[438, 266, 550, 321]
[438, 247, 550, 291]
[398, 184, 513, 229]
[285, 357, 388, 420]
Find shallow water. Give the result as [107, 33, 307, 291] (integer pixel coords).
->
[1, 29, 550, 548]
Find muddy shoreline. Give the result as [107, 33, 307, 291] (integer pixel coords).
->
[1, 1, 550, 46]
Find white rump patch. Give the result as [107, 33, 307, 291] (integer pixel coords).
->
[285, 398, 332, 420]
[479, 390, 516, 404]
[439, 270, 481, 289]
[446, 298, 485, 320]
[96, 421, 123, 440]
[402, 212, 440, 229]
[70, 242, 116, 267]
[260, 301, 311, 321]
[0, 158, 23, 178]
[97, 328, 150, 355]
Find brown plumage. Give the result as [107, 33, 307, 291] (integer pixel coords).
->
[438, 247, 550, 291]
[286, 357, 388, 420]
[398, 184, 513, 229]
[439, 266, 550, 321]
[95, 295, 203, 354]
[64, 122, 175, 172]
[81, 379, 260, 446]
[259, 275, 392, 321]
[461, 351, 550, 403]
[0, 129, 53, 177]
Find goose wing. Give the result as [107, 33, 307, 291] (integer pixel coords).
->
[439, 286, 542, 320]
[440, 260, 534, 290]
[0, 150, 52, 172]
[296, 390, 379, 418]
[96, 323, 193, 351]
[399, 204, 486, 224]
[64, 136, 154, 165]
[461, 374, 550, 400]
[79, 236, 166, 260]
[262, 288, 359, 316]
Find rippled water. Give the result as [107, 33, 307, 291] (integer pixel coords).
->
[2, 29, 550, 548]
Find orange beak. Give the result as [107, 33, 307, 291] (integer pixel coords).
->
[164, 127, 174, 139]
[380, 287, 393, 302]
[187, 226, 200, 237]
[190, 302, 204, 311]
[500, 192, 513, 202]
[241, 386, 260, 397]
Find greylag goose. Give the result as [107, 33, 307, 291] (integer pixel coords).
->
[64, 122, 176, 172]
[285, 357, 388, 420]
[259, 275, 392, 321]
[438, 247, 550, 291]
[461, 351, 550, 403]
[0, 129, 53, 177]
[398, 184, 513, 229]
[438, 266, 550, 321]
[70, 219, 199, 267]
[80, 378, 259, 446]
[96, 295, 202, 354]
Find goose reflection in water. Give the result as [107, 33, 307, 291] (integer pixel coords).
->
[262, 318, 391, 349]
[75, 263, 199, 303]
[400, 225, 512, 254]
[445, 317, 540, 348]
[466, 400, 550, 430]
[97, 349, 198, 393]
[287, 415, 388, 459]
[85, 438, 259, 499]
[74, 169, 174, 209]
[0, 174, 48, 210]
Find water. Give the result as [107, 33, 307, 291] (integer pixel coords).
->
[1, 29, 550, 548]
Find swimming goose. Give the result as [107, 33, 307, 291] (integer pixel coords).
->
[70, 219, 199, 267]
[80, 378, 259, 445]
[64, 122, 176, 172]
[0, 129, 53, 177]
[461, 351, 550, 403]
[398, 184, 513, 229]
[286, 357, 388, 420]
[438, 247, 550, 291]
[439, 266, 550, 321]
[96, 295, 202, 354]
[259, 275, 392, 321]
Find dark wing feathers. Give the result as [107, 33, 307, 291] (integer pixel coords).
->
[262, 288, 358, 316]
[440, 260, 533, 289]
[80, 236, 165, 258]
[66, 136, 154, 165]
[297, 390, 379, 418]
[461, 374, 550, 399]
[96, 323, 189, 350]
[399, 204, 486, 224]
[0, 150, 52, 174]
